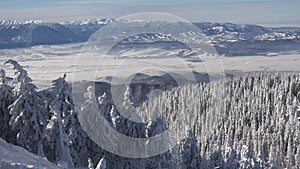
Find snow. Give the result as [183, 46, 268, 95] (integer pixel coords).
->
[255, 32, 300, 41]
[95, 158, 106, 169]
[0, 20, 299, 167]
[139, 72, 300, 168]
[0, 138, 61, 169]
[0, 53, 299, 168]
[62, 18, 113, 26]
[0, 20, 46, 26]
[0, 43, 299, 89]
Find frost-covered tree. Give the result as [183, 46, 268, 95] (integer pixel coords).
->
[178, 131, 201, 169]
[45, 74, 88, 167]
[108, 85, 146, 138]
[107, 85, 147, 169]
[82, 85, 172, 169]
[239, 145, 259, 169]
[2, 61, 299, 169]
[296, 144, 300, 169]
[88, 157, 94, 169]
[5, 60, 47, 155]
[43, 108, 73, 166]
[80, 85, 114, 168]
[96, 158, 107, 169]
[110, 105, 118, 128]
[207, 140, 225, 169]
[145, 117, 175, 169]
[223, 141, 239, 169]
[4, 59, 35, 96]
[255, 152, 264, 169]
[42, 75, 74, 167]
[140, 73, 300, 168]
[268, 142, 278, 169]
[80, 85, 99, 131]
[0, 69, 14, 143]
[98, 92, 110, 115]
[121, 85, 141, 122]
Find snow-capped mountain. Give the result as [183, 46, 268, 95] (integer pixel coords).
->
[0, 20, 81, 48]
[0, 20, 46, 26]
[62, 18, 114, 41]
[0, 19, 300, 56]
[194, 22, 300, 56]
[195, 22, 272, 42]
[62, 18, 113, 26]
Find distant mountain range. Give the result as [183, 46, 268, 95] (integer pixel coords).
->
[1, 19, 300, 56]
[0, 19, 112, 49]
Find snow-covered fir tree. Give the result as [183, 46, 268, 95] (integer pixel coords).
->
[140, 72, 300, 169]
[239, 145, 259, 169]
[1, 60, 299, 169]
[145, 117, 175, 169]
[5, 60, 47, 155]
[222, 140, 240, 169]
[45, 74, 89, 167]
[0, 69, 14, 143]
[80, 85, 99, 132]
[4, 59, 35, 96]
[42, 75, 75, 167]
[178, 131, 201, 169]
[88, 157, 94, 169]
[96, 158, 107, 169]
[80, 85, 113, 168]
[121, 85, 141, 122]
[207, 139, 225, 169]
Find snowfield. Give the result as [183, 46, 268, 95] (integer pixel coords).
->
[0, 139, 61, 169]
[0, 43, 299, 89]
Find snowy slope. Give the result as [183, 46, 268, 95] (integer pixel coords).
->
[0, 139, 61, 169]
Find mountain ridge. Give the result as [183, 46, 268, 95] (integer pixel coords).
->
[0, 19, 300, 56]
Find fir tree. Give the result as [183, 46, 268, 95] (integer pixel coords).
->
[4, 59, 35, 96]
[0, 69, 14, 143]
[96, 158, 107, 169]
[42, 75, 74, 167]
[88, 157, 94, 169]
[178, 131, 201, 169]
[48, 75, 88, 167]
[5, 60, 47, 155]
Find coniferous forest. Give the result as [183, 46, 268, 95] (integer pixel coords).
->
[0, 59, 299, 169]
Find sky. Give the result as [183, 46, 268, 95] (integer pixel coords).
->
[0, 0, 283, 7]
[0, 0, 299, 27]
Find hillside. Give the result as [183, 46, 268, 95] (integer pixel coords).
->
[139, 72, 300, 168]
[0, 60, 299, 168]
